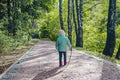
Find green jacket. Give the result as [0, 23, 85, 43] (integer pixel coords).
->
[56, 35, 71, 52]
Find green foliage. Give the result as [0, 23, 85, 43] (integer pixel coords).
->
[1, 0, 120, 62]
[0, 32, 14, 53]
[0, 30, 32, 54]
[39, 10, 60, 41]
[116, 25, 120, 38]
[16, 29, 31, 44]
[0, 3, 5, 19]
[40, 26, 50, 38]
[83, 26, 106, 53]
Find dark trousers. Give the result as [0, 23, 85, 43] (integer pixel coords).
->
[59, 51, 66, 65]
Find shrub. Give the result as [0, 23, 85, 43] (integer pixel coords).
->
[0, 33, 14, 54]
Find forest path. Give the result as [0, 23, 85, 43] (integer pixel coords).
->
[0, 40, 120, 80]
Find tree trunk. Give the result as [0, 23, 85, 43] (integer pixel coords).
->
[7, 0, 10, 17]
[103, 0, 116, 57]
[68, 0, 72, 43]
[7, 0, 17, 36]
[12, 0, 16, 36]
[72, 0, 78, 44]
[79, 0, 83, 47]
[75, 0, 83, 47]
[12, 0, 18, 36]
[59, 0, 64, 30]
[7, 0, 11, 34]
[115, 44, 120, 59]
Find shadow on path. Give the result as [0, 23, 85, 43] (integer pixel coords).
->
[18, 49, 56, 63]
[32, 67, 61, 80]
[100, 61, 120, 80]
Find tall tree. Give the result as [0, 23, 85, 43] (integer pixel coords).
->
[6, 0, 19, 36]
[7, 0, 10, 18]
[79, 0, 83, 47]
[103, 0, 116, 57]
[59, 0, 64, 30]
[12, 0, 17, 36]
[68, 0, 72, 43]
[72, 0, 78, 44]
[75, 0, 83, 47]
[7, 0, 12, 34]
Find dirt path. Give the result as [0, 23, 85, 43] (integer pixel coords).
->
[0, 40, 120, 80]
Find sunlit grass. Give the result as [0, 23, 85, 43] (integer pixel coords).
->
[74, 47, 120, 64]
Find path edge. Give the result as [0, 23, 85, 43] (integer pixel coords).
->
[0, 44, 35, 79]
[78, 50, 120, 67]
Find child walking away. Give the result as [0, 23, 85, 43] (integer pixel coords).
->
[56, 30, 72, 67]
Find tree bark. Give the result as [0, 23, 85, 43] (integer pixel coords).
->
[12, 0, 18, 36]
[79, 0, 83, 47]
[103, 0, 116, 57]
[68, 0, 72, 43]
[75, 0, 83, 47]
[59, 0, 64, 30]
[7, 0, 12, 34]
[72, 0, 78, 44]
[7, 0, 10, 17]
[79, 0, 83, 27]
[12, 0, 16, 36]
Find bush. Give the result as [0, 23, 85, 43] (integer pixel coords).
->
[0, 33, 14, 54]
[40, 26, 50, 38]
[83, 26, 106, 53]
[15, 30, 32, 46]
[0, 29, 32, 54]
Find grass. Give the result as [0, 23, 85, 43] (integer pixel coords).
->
[74, 47, 120, 64]
[0, 39, 40, 74]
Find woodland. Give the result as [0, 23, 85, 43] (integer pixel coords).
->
[0, 0, 120, 66]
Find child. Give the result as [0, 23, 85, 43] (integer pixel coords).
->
[56, 30, 71, 67]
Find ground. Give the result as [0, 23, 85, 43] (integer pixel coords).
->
[0, 41, 36, 74]
[0, 40, 120, 80]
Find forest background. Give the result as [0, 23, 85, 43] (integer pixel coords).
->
[0, 0, 120, 63]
